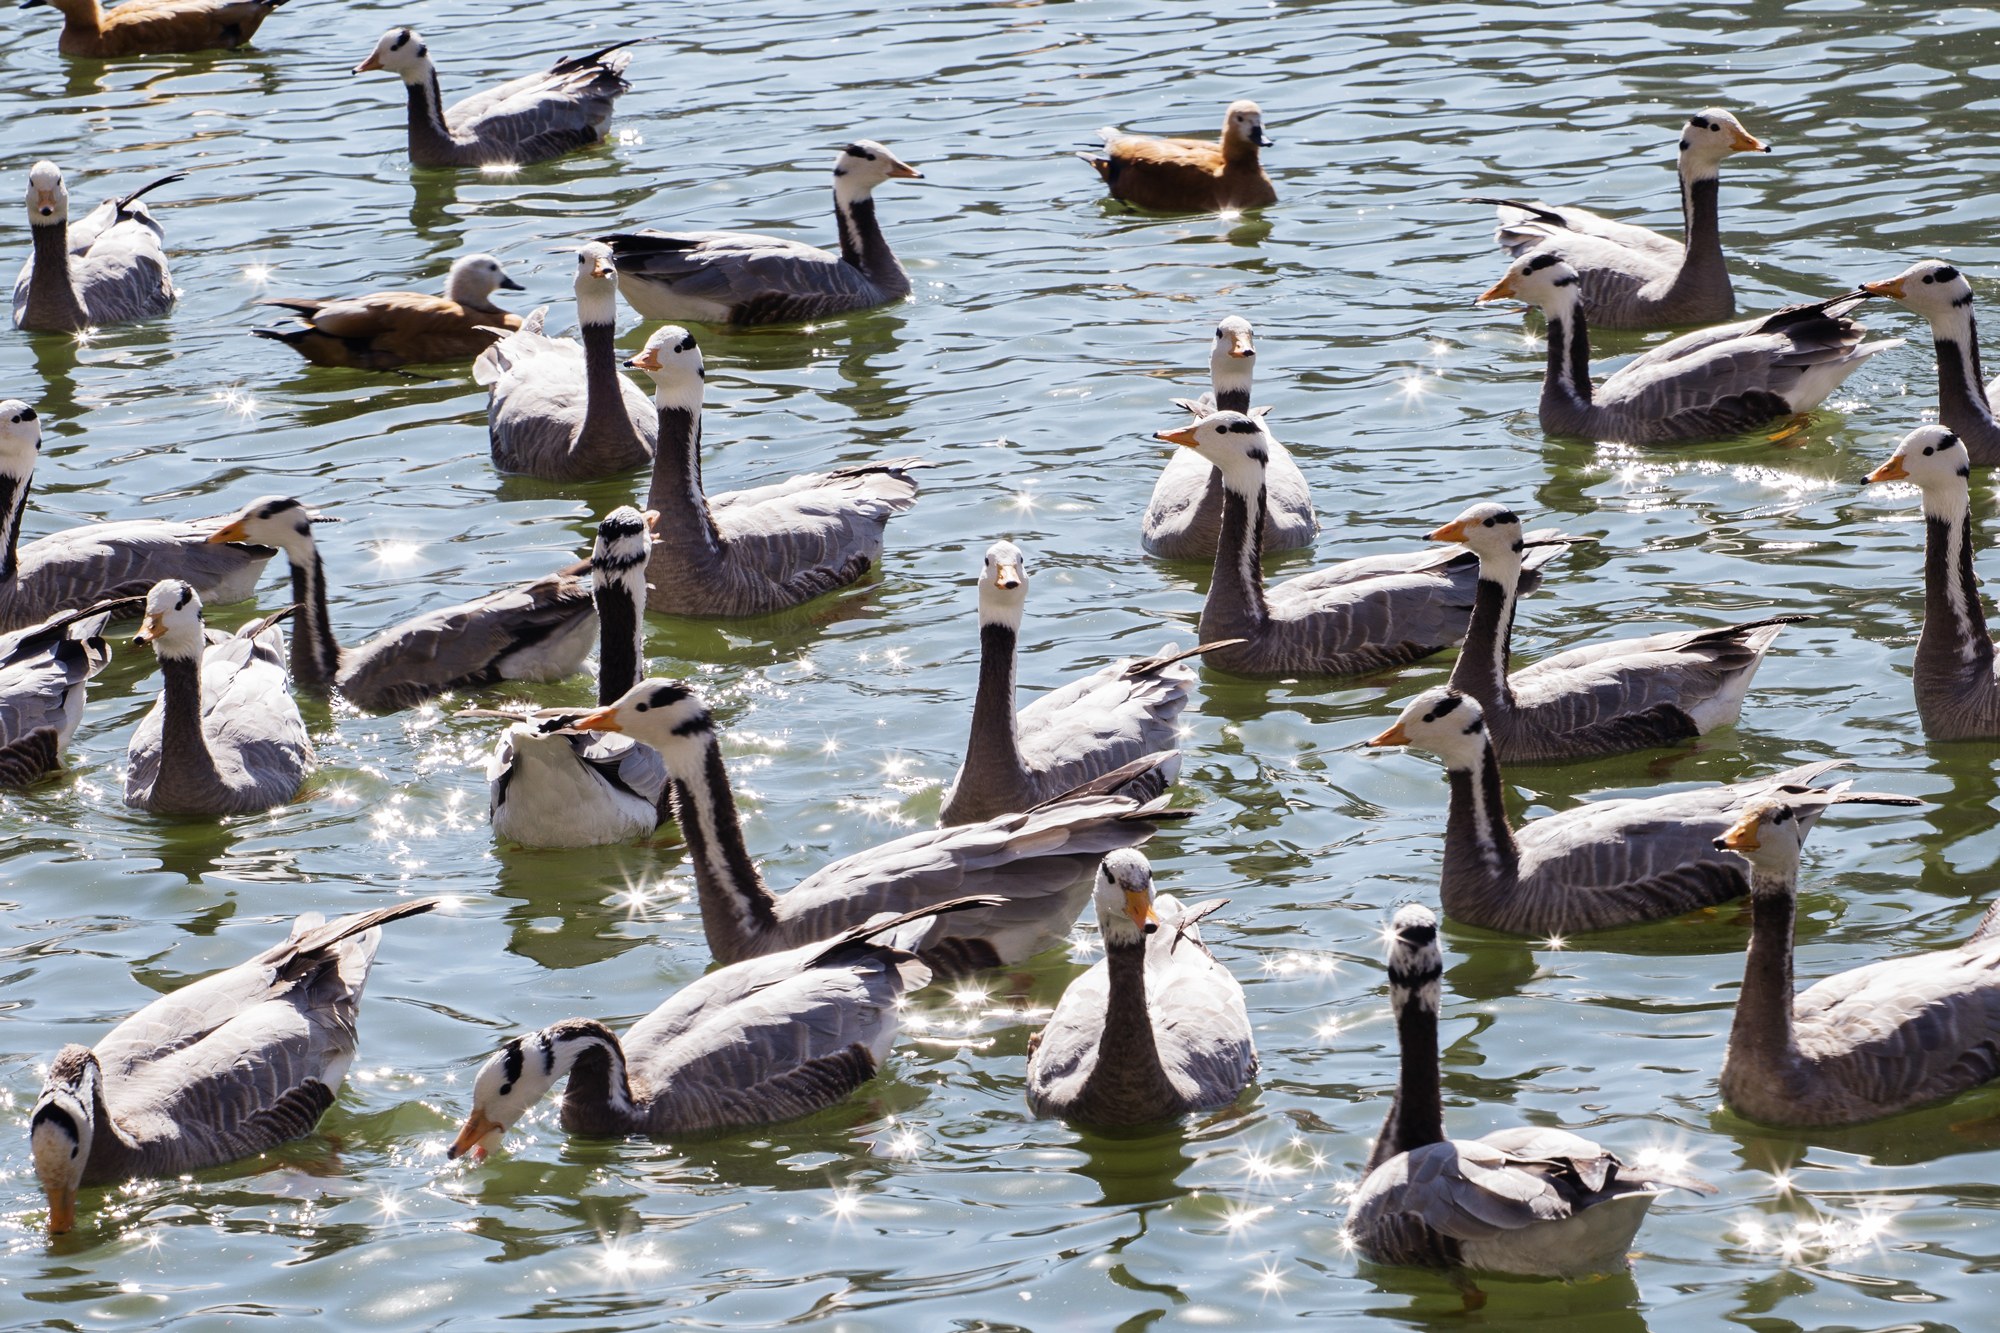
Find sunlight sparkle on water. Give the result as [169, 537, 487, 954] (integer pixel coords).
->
[479, 162, 520, 176]
[1250, 1259, 1287, 1294]
[372, 540, 422, 569]
[241, 263, 273, 286]
[825, 1186, 864, 1220]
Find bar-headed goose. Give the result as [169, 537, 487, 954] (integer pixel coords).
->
[1141, 316, 1315, 561]
[476, 242, 655, 481]
[1025, 852, 1255, 1124]
[24, 0, 286, 55]
[1430, 501, 1801, 762]
[938, 541, 1193, 825]
[448, 897, 995, 1157]
[354, 28, 638, 169]
[1082, 101, 1276, 214]
[574, 678, 1186, 971]
[1367, 687, 1894, 936]
[31, 899, 436, 1233]
[1715, 795, 2000, 1127]
[207, 496, 597, 714]
[0, 402, 272, 632]
[1481, 254, 1897, 445]
[1865, 425, 2000, 739]
[0, 599, 116, 786]
[601, 141, 923, 326]
[1155, 412, 1564, 677]
[253, 253, 525, 370]
[124, 580, 313, 816]
[1472, 109, 1768, 331]
[1862, 261, 2000, 466]
[1344, 904, 1712, 1277]
[12, 162, 179, 332]
[629, 325, 923, 617]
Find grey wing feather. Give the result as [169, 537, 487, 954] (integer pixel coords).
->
[1785, 943, 2000, 1112]
[1, 520, 273, 632]
[480, 309, 655, 480]
[444, 44, 633, 163]
[602, 231, 889, 324]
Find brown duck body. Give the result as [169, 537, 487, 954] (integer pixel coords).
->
[1090, 137, 1274, 212]
[254, 292, 523, 371]
[32, 0, 286, 56]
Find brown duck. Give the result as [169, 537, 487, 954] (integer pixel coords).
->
[24, 0, 287, 56]
[252, 253, 525, 371]
[1082, 100, 1276, 213]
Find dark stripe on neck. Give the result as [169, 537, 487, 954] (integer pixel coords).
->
[0, 475, 24, 581]
[595, 578, 641, 704]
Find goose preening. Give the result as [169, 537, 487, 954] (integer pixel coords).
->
[23, 0, 286, 56]
[1344, 904, 1712, 1277]
[600, 141, 923, 326]
[1472, 108, 1768, 331]
[0, 599, 115, 786]
[628, 325, 923, 617]
[1864, 425, 2000, 739]
[1082, 101, 1277, 214]
[0, 402, 272, 632]
[475, 242, 655, 481]
[206, 496, 597, 714]
[13, 162, 180, 333]
[448, 897, 997, 1157]
[354, 28, 638, 169]
[124, 580, 313, 816]
[1430, 501, 1801, 762]
[938, 540, 1194, 826]
[1481, 253, 1896, 445]
[1155, 412, 1564, 678]
[574, 678, 1186, 971]
[252, 253, 526, 370]
[31, 899, 437, 1233]
[1141, 316, 1315, 561]
[1367, 687, 1895, 936]
[1714, 795, 2000, 1127]
[1024, 851, 1256, 1124]
[1862, 260, 2000, 466]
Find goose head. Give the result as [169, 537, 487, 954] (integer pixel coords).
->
[1155, 410, 1272, 496]
[25, 161, 67, 227]
[591, 505, 651, 596]
[1678, 108, 1767, 177]
[132, 580, 206, 659]
[1209, 315, 1256, 397]
[355, 27, 433, 81]
[1222, 101, 1274, 149]
[977, 540, 1027, 630]
[1428, 501, 1529, 570]
[449, 1020, 620, 1161]
[444, 254, 524, 307]
[1714, 798, 1807, 894]
[30, 1045, 98, 1234]
[574, 678, 712, 766]
[0, 401, 42, 483]
[1480, 252, 1581, 316]
[207, 495, 326, 563]
[832, 140, 922, 205]
[572, 241, 620, 328]
[1862, 260, 1975, 326]
[1867, 425, 1967, 518]
[626, 325, 705, 412]
[1094, 849, 1159, 947]
[1384, 903, 1442, 1012]
[1367, 687, 1489, 771]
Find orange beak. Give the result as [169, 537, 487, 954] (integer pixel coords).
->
[1718, 811, 1760, 852]
[1123, 889, 1160, 933]
[207, 520, 249, 545]
[354, 51, 382, 73]
[1227, 329, 1254, 358]
[1479, 276, 1517, 303]
[886, 157, 923, 179]
[1156, 425, 1201, 448]
[45, 1184, 76, 1234]
[1862, 278, 1906, 301]
[1367, 721, 1410, 747]
[590, 257, 615, 280]
[574, 705, 622, 733]
[993, 561, 1022, 591]
[1730, 128, 1768, 153]
[625, 347, 662, 372]
[1428, 519, 1469, 543]
[448, 1107, 503, 1161]
[132, 613, 165, 644]
[1866, 456, 1909, 483]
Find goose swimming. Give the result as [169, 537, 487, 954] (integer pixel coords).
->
[13, 161, 179, 332]
[0, 598, 115, 786]
[253, 253, 525, 371]
[1862, 261, 2000, 466]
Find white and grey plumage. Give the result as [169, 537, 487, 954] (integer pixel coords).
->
[1025, 852, 1255, 1124]
[627, 325, 923, 617]
[574, 679, 1187, 972]
[1431, 501, 1799, 762]
[124, 580, 313, 816]
[601, 141, 922, 327]
[1470, 108, 1768, 331]
[1156, 413, 1564, 678]
[938, 541, 1190, 826]
[354, 28, 637, 169]
[12, 161, 178, 332]
[1482, 253, 1898, 446]
[1865, 425, 2000, 739]
[29, 899, 437, 1233]
[207, 496, 596, 715]
[0, 598, 115, 786]
[447, 897, 998, 1157]
[1141, 316, 1315, 560]
[1863, 261, 2000, 466]
[1368, 687, 1888, 936]
[476, 243, 655, 481]
[1716, 795, 2000, 1126]
[1345, 904, 1712, 1277]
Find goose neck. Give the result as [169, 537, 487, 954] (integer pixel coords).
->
[593, 570, 644, 704]
[25, 223, 86, 330]
[405, 69, 456, 154]
[0, 474, 27, 582]
[1203, 472, 1271, 638]
[1367, 979, 1445, 1172]
[287, 548, 344, 689]
[550, 1023, 642, 1134]
[576, 323, 639, 457]
[156, 654, 228, 800]
[644, 403, 722, 561]
[1670, 171, 1728, 298]
[833, 191, 908, 295]
[1933, 309, 1995, 433]
[1440, 742, 1520, 907]
[1917, 499, 1994, 681]
[1542, 300, 1593, 411]
[1730, 883, 1803, 1078]
[1083, 937, 1181, 1114]
[958, 620, 1029, 800]
[1447, 566, 1520, 714]
[666, 733, 781, 963]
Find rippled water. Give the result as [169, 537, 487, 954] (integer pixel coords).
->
[6, 0, 2000, 1326]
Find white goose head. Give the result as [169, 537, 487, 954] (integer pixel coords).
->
[0, 401, 42, 482]
[1209, 315, 1256, 395]
[572, 241, 620, 327]
[1384, 903, 1442, 1013]
[25, 161, 67, 227]
[1714, 799, 1808, 894]
[832, 140, 922, 205]
[1155, 410, 1272, 496]
[626, 325, 704, 412]
[355, 27, 434, 82]
[575, 678, 712, 764]
[443, 254, 524, 306]
[1428, 501, 1527, 569]
[1481, 252, 1582, 317]
[207, 495, 325, 563]
[1868, 425, 1968, 518]
[132, 579, 206, 660]
[977, 540, 1027, 630]
[1368, 687, 1490, 771]
[1094, 849, 1159, 948]
[448, 1020, 619, 1161]
[1223, 100, 1274, 149]
[1677, 108, 1767, 177]
[30, 1045, 97, 1234]
[1863, 260, 1976, 327]
[591, 505, 651, 597]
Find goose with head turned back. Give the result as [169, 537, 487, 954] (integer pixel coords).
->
[448, 897, 997, 1158]
[1367, 686, 1899, 936]
[30, 899, 436, 1233]
[253, 253, 525, 371]
[0, 403, 272, 633]
[1344, 903, 1713, 1277]
[1862, 261, 2000, 466]
[206, 496, 596, 714]
[1711, 794, 2000, 1127]
[475, 242, 655, 481]
[1472, 108, 1768, 331]
[1025, 852, 1256, 1124]
[354, 28, 637, 169]
[938, 541, 1193, 826]
[23, 0, 286, 56]
[13, 162, 179, 332]
[1155, 412, 1565, 678]
[1083, 101, 1277, 214]
[1141, 316, 1315, 561]
[629, 325, 923, 617]
[1864, 425, 2000, 739]
[1481, 253, 1897, 445]
[601, 141, 923, 327]
[124, 581, 313, 816]
[0, 599, 116, 786]
[1429, 501, 1802, 762]
[574, 678, 1187, 972]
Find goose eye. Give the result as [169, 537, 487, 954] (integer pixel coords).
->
[634, 701, 649, 713]
[1925, 446, 1935, 455]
